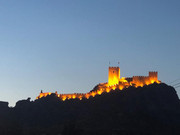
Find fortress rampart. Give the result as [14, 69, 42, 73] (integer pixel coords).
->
[36, 67, 160, 101]
[131, 71, 158, 86]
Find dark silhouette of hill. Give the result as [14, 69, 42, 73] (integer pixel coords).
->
[0, 83, 180, 135]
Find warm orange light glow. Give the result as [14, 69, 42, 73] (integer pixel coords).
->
[145, 81, 150, 85]
[112, 86, 116, 90]
[106, 88, 110, 93]
[91, 92, 96, 97]
[151, 80, 155, 83]
[97, 90, 102, 95]
[79, 96, 82, 100]
[119, 85, 124, 90]
[36, 68, 161, 101]
[72, 95, 76, 99]
[85, 93, 90, 99]
[62, 96, 66, 101]
[108, 67, 120, 86]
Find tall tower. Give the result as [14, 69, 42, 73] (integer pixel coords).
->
[108, 67, 120, 86]
[149, 71, 158, 82]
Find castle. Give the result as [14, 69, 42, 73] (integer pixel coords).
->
[108, 67, 159, 87]
[36, 66, 160, 100]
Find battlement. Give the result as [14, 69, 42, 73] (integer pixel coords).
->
[133, 76, 149, 78]
[149, 71, 158, 74]
[36, 66, 161, 101]
[149, 71, 158, 77]
[109, 66, 119, 69]
[131, 71, 159, 86]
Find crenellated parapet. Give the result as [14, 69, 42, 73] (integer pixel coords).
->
[131, 71, 160, 86]
[149, 71, 158, 81]
[36, 67, 161, 101]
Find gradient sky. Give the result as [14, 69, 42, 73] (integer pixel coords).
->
[0, 0, 180, 106]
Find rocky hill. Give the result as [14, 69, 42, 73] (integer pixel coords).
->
[0, 83, 180, 135]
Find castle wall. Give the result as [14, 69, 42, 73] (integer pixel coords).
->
[132, 76, 149, 86]
[132, 71, 159, 86]
[36, 68, 160, 101]
[108, 67, 120, 86]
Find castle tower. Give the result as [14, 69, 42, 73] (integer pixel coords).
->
[108, 67, 120, 86]
[149, 71, 158, 82]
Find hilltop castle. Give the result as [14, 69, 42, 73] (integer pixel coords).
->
[108, 66, 159, 86]
[36, 66, 160, 100]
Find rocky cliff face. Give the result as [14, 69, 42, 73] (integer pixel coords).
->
[0, 83, 180, 135]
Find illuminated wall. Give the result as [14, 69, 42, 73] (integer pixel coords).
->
[36, 68, 161, 101]
[132, 71, 159, 86]
[108, 67, 120, 86]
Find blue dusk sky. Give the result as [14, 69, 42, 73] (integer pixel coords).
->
[0, 0, 180, 106]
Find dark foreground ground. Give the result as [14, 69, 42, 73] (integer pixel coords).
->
[0, 83, 180, 135]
